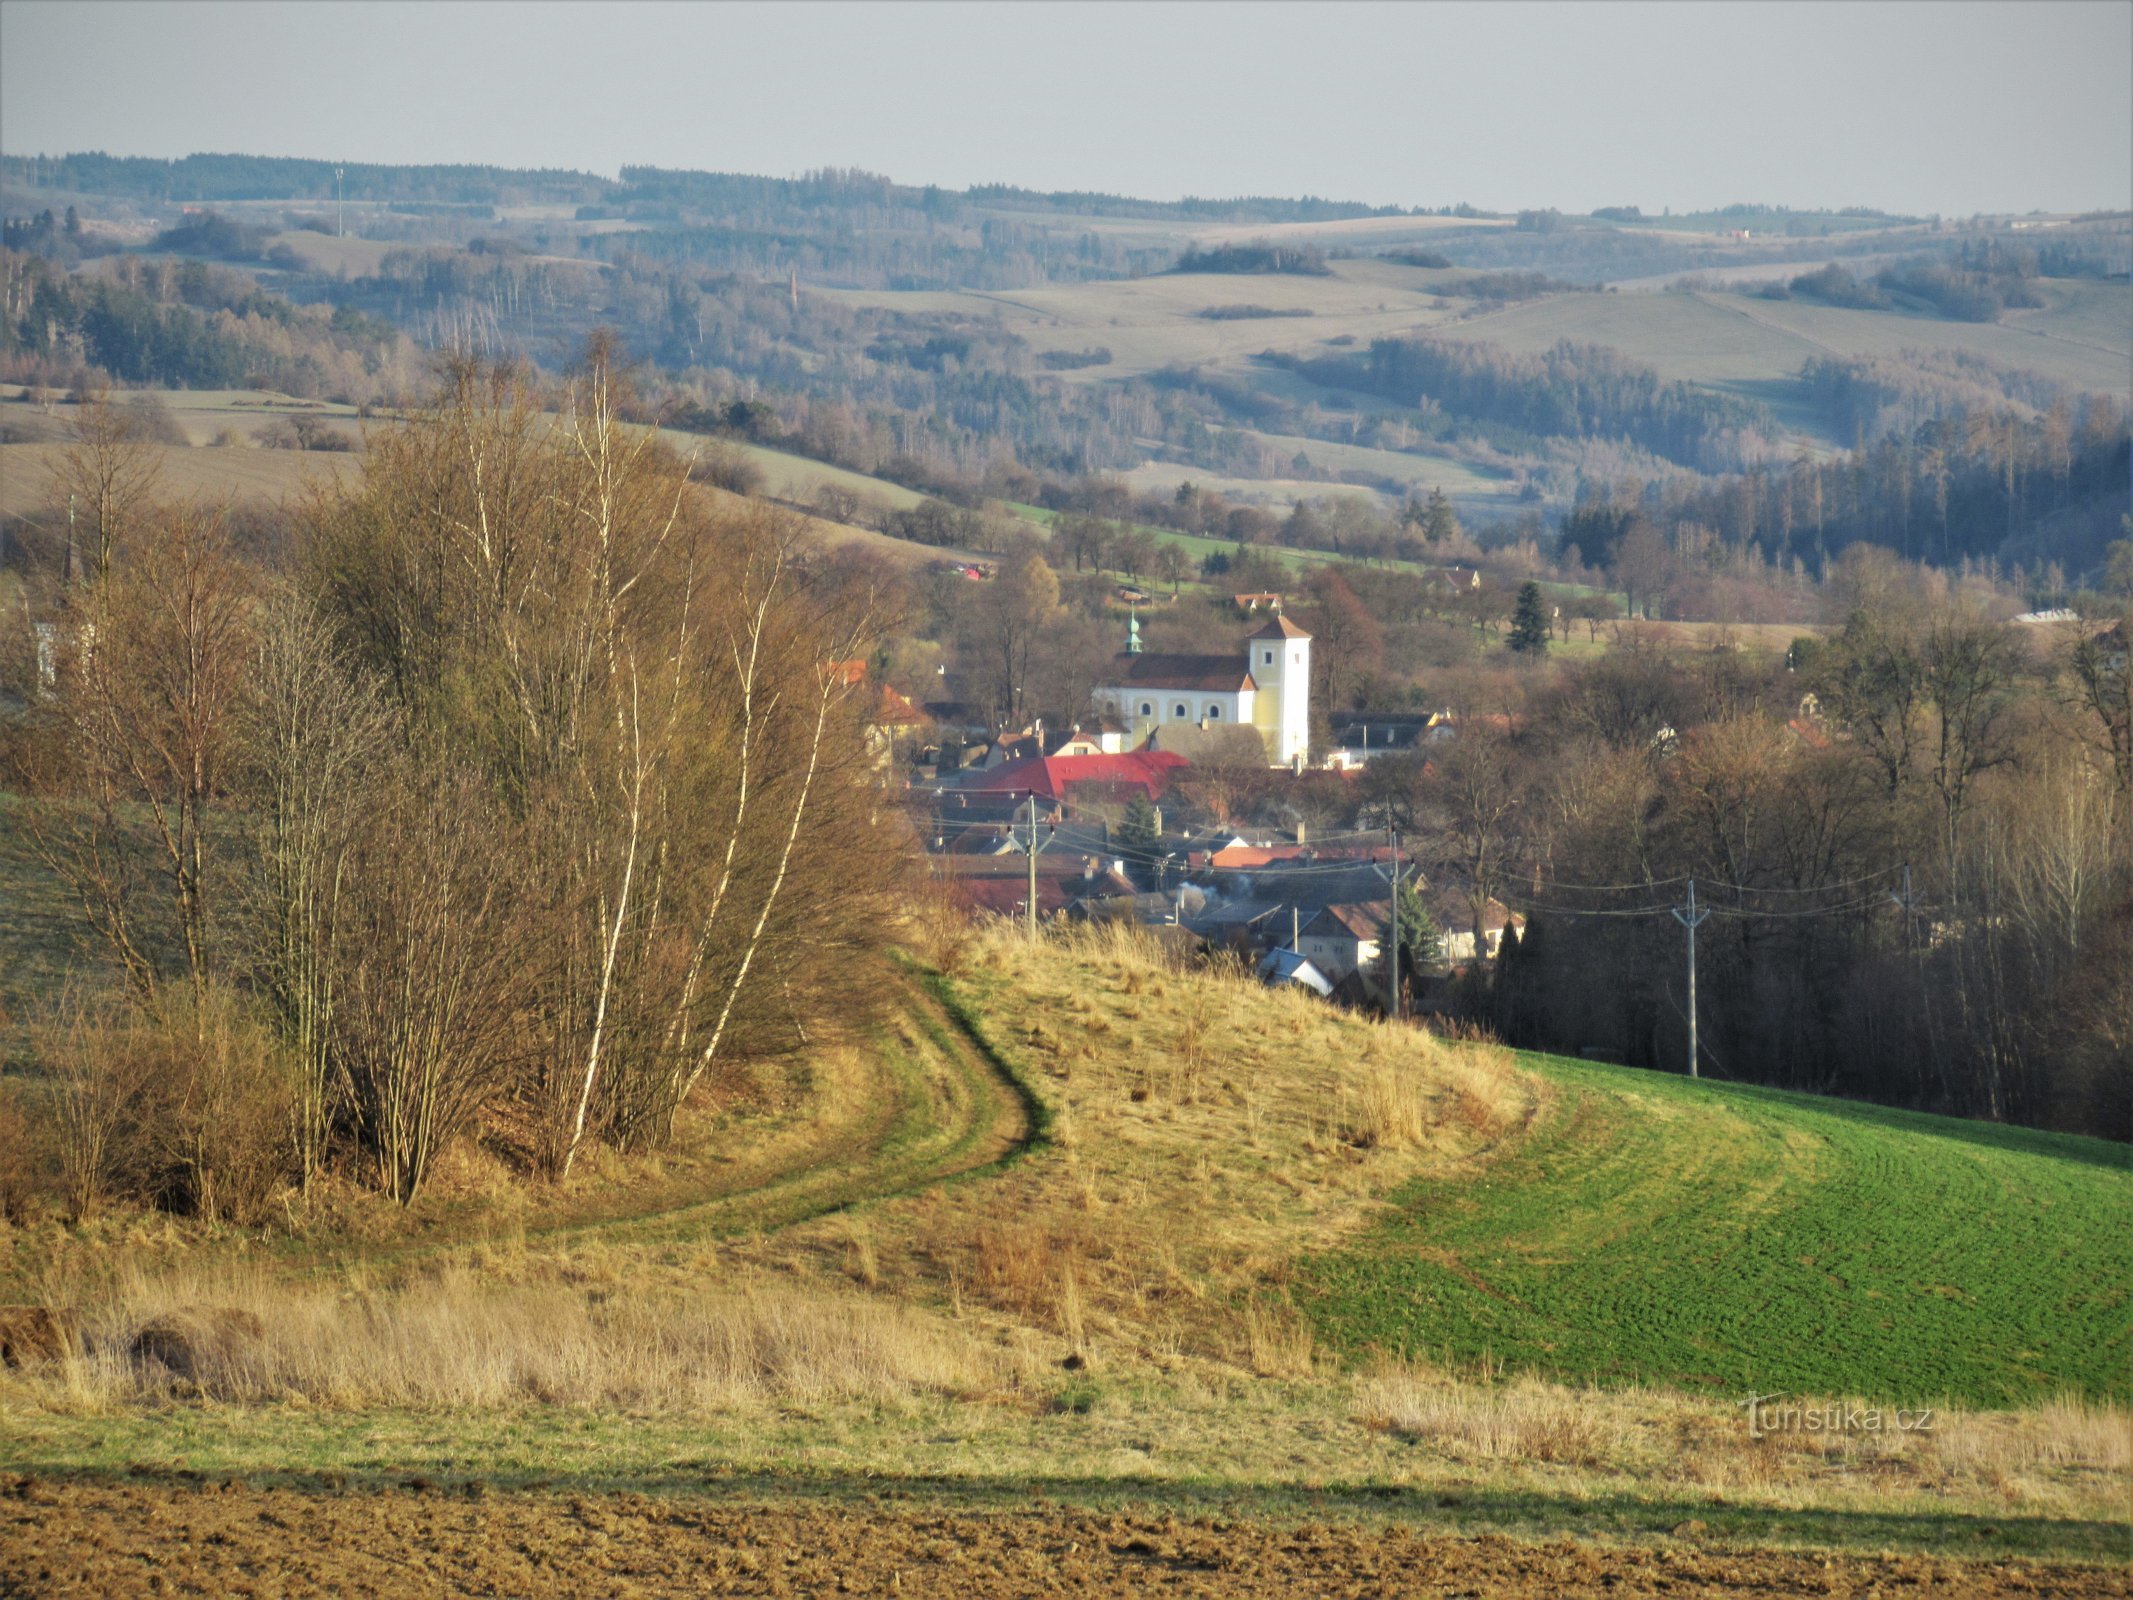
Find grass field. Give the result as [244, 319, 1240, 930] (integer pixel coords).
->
[1302, 1057, 2132, 1408]
[816, 259, 1469, 384]
[1436, 286, 2133, 429]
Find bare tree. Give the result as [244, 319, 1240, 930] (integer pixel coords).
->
[19, 505, 255, 1005]
[238, 593, 393, 1193]
[336, 767, 523, 1205]
[48, 390, 164, 584]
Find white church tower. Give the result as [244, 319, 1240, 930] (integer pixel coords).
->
[1246, 614, 1312, 768]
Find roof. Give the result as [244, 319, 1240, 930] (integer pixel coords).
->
[1429, 895, 1523, 935]
[871, 684, 924, 726]
[947, 875, 1075, 919]
[1247, 614, 1311, 642]
[1258, 948, 1334, 996]
[1106, 652, 1254, 693]
[1302, 901, 1389, 942]
[956, 749, 1188, 803]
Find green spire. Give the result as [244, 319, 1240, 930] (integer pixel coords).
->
[1126, 609, 1142, 654]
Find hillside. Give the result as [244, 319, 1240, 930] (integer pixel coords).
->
[3, 926, 2125, 1582]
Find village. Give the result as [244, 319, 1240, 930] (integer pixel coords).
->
[885, 593, 1525, 1019]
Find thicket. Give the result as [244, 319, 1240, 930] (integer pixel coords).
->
[1170, 243, 1331, 276]
[1, 343, 904, 1218]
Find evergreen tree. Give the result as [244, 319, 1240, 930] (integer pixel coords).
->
[1384, 879, 1442, 993]
[1117, 794, 1160, 866]
[1509, 581, 1551, 654]
[1423, 486, 1459, 544]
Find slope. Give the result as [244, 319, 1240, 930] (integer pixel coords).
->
[1301, 1053, 2132, 1407]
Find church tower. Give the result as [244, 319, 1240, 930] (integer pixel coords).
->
[1246, 614, 1312, 768]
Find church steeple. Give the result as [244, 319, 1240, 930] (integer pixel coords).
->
[1126, 609, 1142, 655]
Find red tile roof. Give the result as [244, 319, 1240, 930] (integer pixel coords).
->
[1248, 614, 1311, 641]
[958, 750, 1187, 803]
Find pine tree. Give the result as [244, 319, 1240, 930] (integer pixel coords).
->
[1508, 581, 1551, 654]
[1118, 794, 1160, 865]
[1386, 880, 1442, 989]
[1423, 486, 1458, 544]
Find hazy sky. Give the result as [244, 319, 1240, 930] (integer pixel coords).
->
[3, 0, 2127, 216]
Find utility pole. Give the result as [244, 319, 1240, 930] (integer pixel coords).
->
[1388, 827, 1402, 1023]
[1672, 878, 1711, 1078]
[1025, 792, 1038, 941]
[335, 167, 345, 239]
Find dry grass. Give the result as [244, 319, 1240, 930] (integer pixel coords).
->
[768, 921, 1534, 1371]
[1360, 1362, 1603, 1465]
[11, 1261, 998, 1414]
[1356, 1357, 2132, 1506]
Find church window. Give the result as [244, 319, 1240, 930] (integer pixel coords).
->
[1174, 703, 1188, 719]
[1207, 704, 1221, 720]
[1139, 702, 1152, 717]
[1262, 649, 1274, 665]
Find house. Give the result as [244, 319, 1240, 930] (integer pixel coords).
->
[1257, 946, 1334, 996]
[1295, 901, 1388, 984]
[1092, 612, 1312, 768]
[1430, 895, 1525, 963]
[990, 715, 1130, 764]
[1233, 592, 1283, 614]
[1325, 713, 1434, 768]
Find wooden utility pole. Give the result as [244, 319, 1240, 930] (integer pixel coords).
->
[1672, 878, 1711, 1077]
[1388, 827, 1402, 1023]
[1025, 792, 1038, 940]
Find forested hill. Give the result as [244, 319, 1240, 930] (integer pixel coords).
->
[0, 152, 611, 206]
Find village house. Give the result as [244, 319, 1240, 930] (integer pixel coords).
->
[1431, 895, 1526, 964]
[1295, 901, 1388, 984]
[1092, 612, 1313, 768]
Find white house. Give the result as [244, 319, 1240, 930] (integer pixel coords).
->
[1295, 902, 1386, 983]
[1093, 612, 1312, 768]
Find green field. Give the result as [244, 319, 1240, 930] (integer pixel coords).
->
[1301, 1055, 2132, 1408]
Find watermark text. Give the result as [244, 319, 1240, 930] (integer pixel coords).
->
[1742, 1392, 1934, 1439]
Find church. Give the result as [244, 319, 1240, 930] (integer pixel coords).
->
[1092, 611, 1312, 769]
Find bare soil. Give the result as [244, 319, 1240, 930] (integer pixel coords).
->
[2, 1478, 2123, 1598]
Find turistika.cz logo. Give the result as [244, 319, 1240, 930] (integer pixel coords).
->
[1742, 1392, 1935, 1439]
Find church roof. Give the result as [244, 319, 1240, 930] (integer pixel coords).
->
[1248, 614, 1311, 642]
[1108, 653, 1254, 693]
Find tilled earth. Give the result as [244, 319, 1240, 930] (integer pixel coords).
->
[2, 1477, 2125, 1598]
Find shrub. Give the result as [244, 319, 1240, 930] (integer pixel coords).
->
[690, 438, 764, 495]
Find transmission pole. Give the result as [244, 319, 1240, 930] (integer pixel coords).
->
[335, 167, 345, 239]
[1025, 792, 1038, 941]
[1388, 827, 1402, 1022]
[1672, 878, 1711, 1078]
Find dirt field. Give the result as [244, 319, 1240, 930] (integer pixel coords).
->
[4, 1478, 2122, 1599]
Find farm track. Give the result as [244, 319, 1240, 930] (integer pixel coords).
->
[273, 970, 1035, 1285]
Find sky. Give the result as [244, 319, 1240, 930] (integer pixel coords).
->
[2, 0, 2127, 217]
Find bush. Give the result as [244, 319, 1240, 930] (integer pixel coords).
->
[35, 990, 294, 1223]
[690, 438, 764, 495]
